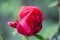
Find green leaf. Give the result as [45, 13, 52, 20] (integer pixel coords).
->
[34, 34, 44, 40]
[0, 35, 3, 40]
[48, 1, 57, 8]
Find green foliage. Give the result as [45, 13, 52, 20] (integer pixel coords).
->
[0, 35, 3, 40]
[35, 34, 44, 40]
[0, 33, 3, 40]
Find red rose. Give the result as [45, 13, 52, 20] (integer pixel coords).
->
[7, 6, 44, 36]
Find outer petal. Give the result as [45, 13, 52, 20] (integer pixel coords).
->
[7, 22, 17, 28]
[16, 11, 32, 36]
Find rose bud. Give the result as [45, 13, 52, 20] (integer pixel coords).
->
[7, 6, 44, 36]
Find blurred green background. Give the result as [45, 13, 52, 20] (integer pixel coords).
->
[0, 0, 59, 40]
